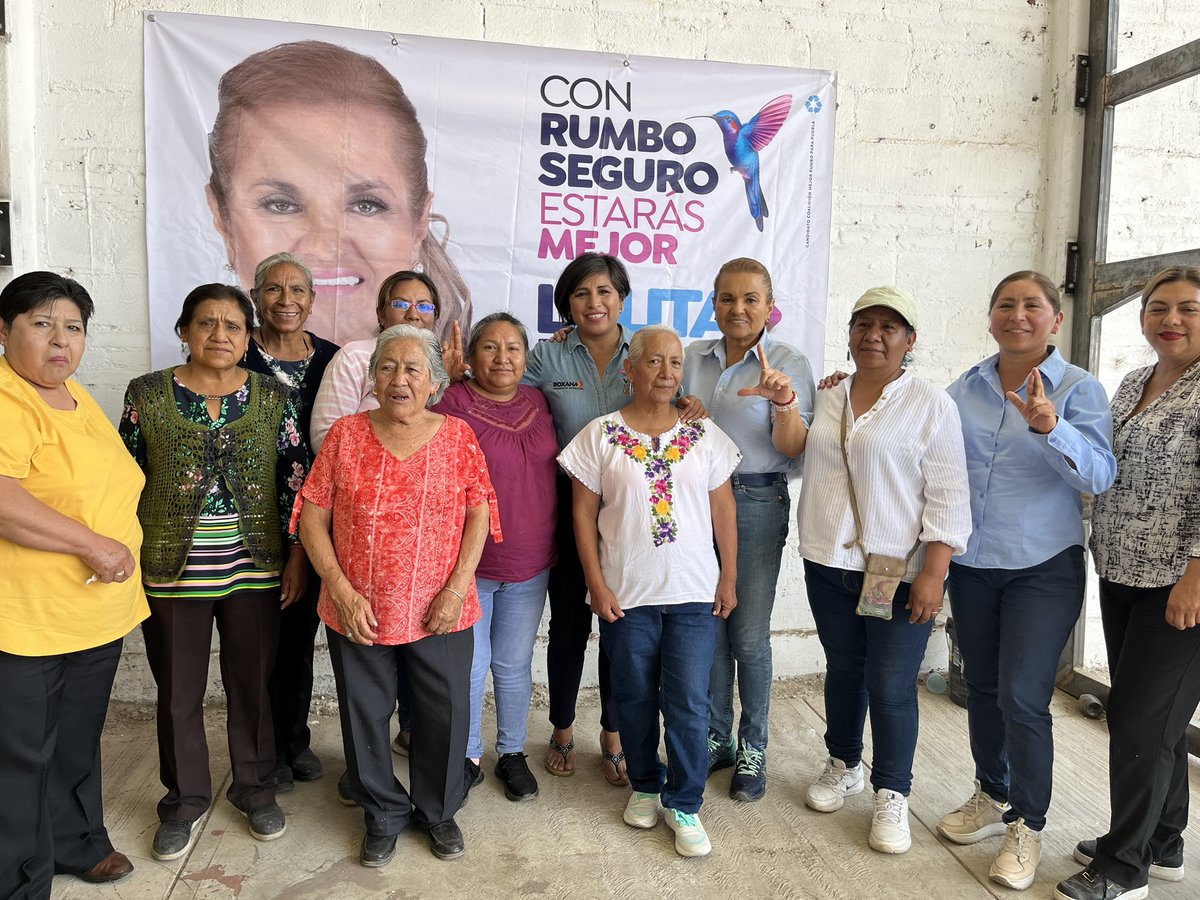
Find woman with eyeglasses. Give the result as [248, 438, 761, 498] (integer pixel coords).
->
[311, 270, 467, 452]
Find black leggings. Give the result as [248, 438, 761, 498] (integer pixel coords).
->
[546, 474, 618, 734]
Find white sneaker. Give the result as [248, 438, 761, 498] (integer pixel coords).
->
[937, 780, 1010, 844]
[664, 808, 712, 857]
[623, 791, 662, 829]
[805, 756, 865, 812]
[869, 789, 912, 854]
[989, 818, 1041, 891]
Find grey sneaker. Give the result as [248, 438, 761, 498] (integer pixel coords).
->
[152, 819, 202, 861]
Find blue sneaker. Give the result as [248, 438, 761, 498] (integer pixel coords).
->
[729, 739, 766, 801]
[706, 730, 735, 775]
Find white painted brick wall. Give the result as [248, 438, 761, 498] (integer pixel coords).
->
[6, 0, 1191, 703]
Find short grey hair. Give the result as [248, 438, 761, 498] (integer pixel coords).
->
[626, 324, 681, 364]
[253, 253, 314, 294]
[369, 324, 449, 405]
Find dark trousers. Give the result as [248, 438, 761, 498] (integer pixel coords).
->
[0, 639, 122, 900]
[143, 591, 280, 823]
[269, 566, 321, 763]
[328, 626, 471, 836]
[948, 546, 1085, 831]
[1093, 578, 1200, 888]
[547, 473, 618, 733]
[600, 603, 717, 814]
[804, 560, 933, 795]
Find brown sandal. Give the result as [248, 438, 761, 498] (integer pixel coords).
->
[544, 736, 576, 777]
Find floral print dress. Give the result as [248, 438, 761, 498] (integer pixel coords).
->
[120, 373, 307, 599]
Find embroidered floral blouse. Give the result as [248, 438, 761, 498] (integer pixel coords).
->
[1090, 359, 1200, 588]
[558, 412, 740, 610]
[119, 373, 307, 540]
[293, 412, 502, 644]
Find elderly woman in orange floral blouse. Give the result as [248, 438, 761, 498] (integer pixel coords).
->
[296, 324, 499, 869]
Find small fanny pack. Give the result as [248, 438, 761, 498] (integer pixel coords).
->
[839, 393, 918, 620]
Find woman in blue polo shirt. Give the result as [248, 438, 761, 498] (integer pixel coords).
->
[523, 253, 638, 784]
[936, 271, 1116, 891]
[682, 257, 814, 802]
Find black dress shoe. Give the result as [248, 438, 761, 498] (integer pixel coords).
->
[426, 819, 465, 859]
[272, 761, 295, 793]
[78, 850, 134, 884]
[360, 832, 398, 867]
[289, 748, 324, 782]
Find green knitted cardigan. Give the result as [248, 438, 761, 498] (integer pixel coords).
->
[128, 368, 290, 582]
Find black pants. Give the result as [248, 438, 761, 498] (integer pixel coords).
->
[143, 591, 280, 822]
[1093, 578, 1200, 888]
[269, 565, 321, 764]
[328, 626, 471, 836]
[0, 639, 122, 900]
[547, 474, 618, 733]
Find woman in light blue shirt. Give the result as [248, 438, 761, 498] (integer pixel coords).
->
[937, 271, 1116, 891]
[682, 258, 814, 802]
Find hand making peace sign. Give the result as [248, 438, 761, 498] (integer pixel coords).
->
[736, 343, 795, 405]
[441, 320, 471, 383]
[1006, 367, 1058, 435]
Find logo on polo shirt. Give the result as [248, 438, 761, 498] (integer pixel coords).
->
[552, 380, 584, 390]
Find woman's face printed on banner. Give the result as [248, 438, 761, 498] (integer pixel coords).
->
[207, 102, 432, 344]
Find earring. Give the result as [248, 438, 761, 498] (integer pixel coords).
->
[224, 263, 236, 274]
[411, 260, 425, 274]
[623, 379, 633, 396]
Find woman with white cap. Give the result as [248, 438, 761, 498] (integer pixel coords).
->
[798, 286, 970, 855]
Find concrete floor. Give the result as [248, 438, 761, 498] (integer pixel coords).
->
[50, 683, 1200, 900]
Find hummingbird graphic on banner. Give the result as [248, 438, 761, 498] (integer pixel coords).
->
[692, 95, 793, 232]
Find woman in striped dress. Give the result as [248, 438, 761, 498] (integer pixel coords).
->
[120, 284, 308, 861]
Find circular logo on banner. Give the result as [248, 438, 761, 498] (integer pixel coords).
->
[805, 95, 823, 114]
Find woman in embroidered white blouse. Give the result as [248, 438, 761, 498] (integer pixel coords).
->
[558, 325, 740, 859]
[797, 286, 971, 856]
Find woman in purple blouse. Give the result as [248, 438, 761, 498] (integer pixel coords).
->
[432, 313, 558, 804]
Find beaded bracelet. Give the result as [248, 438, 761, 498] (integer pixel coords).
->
[769, 391, 799, 423]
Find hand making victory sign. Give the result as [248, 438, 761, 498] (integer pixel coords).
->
[1006, 367, 1058, 435]
[736, 342, 794, 404]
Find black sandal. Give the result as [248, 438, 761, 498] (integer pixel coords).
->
[544, 736, 576, 777]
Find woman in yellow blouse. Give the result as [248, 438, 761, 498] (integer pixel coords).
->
[0, 271, 149, 897]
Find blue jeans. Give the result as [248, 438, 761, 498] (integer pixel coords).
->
[948, 546, 1084, 831]
[600, 603, 717, 814]
[468, 571, 550, 759]
[804, 560, 934, 795]
[709, 476, 789, 749]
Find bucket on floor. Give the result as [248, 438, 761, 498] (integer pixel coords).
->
[946, 617, 969, 709]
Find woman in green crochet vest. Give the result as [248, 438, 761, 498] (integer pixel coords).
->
[119, 284, 308, 861]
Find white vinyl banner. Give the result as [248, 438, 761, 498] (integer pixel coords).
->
[144, 11, 836, 369]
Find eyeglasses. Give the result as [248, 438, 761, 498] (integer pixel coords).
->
[391, 300, 437, 315]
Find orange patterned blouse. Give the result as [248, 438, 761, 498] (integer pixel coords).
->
[294, 411, 501, 645]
